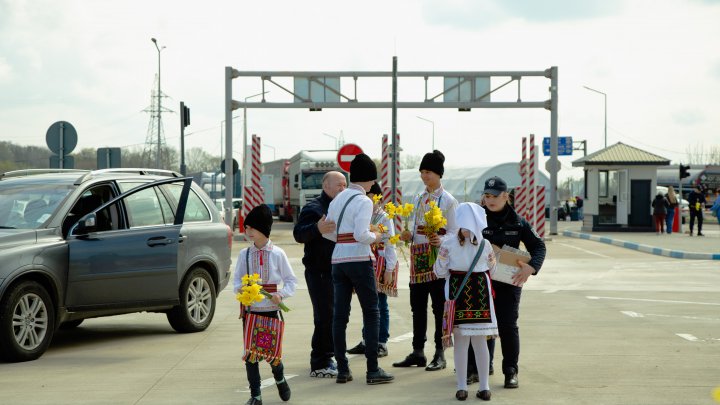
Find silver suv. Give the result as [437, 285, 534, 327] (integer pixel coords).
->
[0, 169, 232, 362]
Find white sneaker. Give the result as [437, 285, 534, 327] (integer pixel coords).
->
[310, 364, 338, 378]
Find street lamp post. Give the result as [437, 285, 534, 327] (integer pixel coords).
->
[151, 38, 165, 169]
[322, 132, 338, 149]
[416, 116, 435, 150]
[263, 143, 276, 160]
[583, 85, 607, 148]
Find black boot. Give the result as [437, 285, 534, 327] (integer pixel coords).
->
[392, 350, 427, 367]
[276, 379, 291, 401]
[425, 349, 446, 371]
[504, 371, 519, 388]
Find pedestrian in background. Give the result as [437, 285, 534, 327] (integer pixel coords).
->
[652, 193, 669, 235]
[688, 184, 707, 236]
[576, 196, 584, 220]
[480, 176, 546, 389]
[293, 171, 346, 378]
[665, 186, 679, 234]
[710, 188, 720, 226]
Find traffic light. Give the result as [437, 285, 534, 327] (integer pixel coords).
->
[679, 164, 691, 179]
[181, 104, 191, 128]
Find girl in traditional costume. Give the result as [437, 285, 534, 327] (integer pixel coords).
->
[434, 202, 498, 401]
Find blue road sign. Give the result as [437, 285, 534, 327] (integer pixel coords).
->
[543, 136, 573, 156]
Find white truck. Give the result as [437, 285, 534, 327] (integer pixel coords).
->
[263, 150, 344, 222]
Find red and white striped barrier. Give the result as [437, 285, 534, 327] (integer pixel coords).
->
[516, 137, 528, 219]
[381, 134, 391, 205]
[535, 185, 546, 238]
[528, 134, 537, 227]
[393, 133, 402, 235]
[241, 134, 264, 231]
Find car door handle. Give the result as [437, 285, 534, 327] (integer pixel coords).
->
[178, 234, 188, 243]
[147, 236, 175, 247]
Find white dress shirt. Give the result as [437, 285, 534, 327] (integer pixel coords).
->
[233, 240, 297, 312]
[322, 184, 376, 264]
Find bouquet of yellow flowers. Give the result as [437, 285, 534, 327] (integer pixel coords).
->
[236, 273, 290, 312]
[423, 200, 447, 265]
[385, 201, 415, 234]
[369, 194, 389, 235]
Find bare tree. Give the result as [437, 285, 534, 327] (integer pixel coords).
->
[685, 142, 720, 165]
[400, 154, 422, 170]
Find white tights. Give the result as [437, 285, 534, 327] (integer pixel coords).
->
[453, 333, 490, 391]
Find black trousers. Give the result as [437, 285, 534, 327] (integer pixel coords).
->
[409, 279, 446, 352]
[689, 209, 703, 234]
[488, 281, 522, 375]
[244, 311, 284, 397]
[305, 270, 335, 371]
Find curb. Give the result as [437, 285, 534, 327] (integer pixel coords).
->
[562, 230, 720, 260]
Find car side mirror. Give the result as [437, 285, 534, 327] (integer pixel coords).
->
[72, 213, 97, 236]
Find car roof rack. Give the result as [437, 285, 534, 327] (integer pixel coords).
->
[0, 169, 88, 179]
[75, 168, 182, 184]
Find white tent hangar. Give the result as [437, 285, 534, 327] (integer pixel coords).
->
[398, 162, 551, 204]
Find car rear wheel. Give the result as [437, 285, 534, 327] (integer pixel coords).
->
[0, 281, 55, 362]
[166, 267, 216, 333]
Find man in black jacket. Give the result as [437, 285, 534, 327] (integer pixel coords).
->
[688, 184, 707, 236]
[293, 171, 346, 378]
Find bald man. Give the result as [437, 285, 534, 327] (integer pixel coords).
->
[293, 171, 347, 378]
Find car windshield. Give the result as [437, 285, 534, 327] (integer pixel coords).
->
[0, 183, 74, 229]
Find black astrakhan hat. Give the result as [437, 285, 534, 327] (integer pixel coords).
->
[419, 149, 445, 177]
[349, 153, 378, 182]
[368, 182, 382, 196]
[244, 204, 273, 238]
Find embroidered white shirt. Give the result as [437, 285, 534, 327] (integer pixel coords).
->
[233, 240, 297, 312]
[322, 184, 376, 264]
[375, 209, 397, 271]
[410, 185, 459, 245]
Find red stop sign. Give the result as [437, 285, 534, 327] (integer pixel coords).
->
[336, 143, 364, 172]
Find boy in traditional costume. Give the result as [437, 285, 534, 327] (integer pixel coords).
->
[347, 182, 398, 358]
[434, 202, 498, 401]
[322, 153, 395, 385]
[394, 150, 458, 372]
[234, 204, 297, 405]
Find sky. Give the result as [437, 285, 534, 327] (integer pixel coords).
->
[1, 0, 719, 181]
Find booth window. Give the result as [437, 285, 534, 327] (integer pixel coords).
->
[599, 170, 609, 198]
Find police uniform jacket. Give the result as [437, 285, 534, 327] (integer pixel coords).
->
[481, 204, 546, 275]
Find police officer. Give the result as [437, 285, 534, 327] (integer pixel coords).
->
[480, 176, 546, 389]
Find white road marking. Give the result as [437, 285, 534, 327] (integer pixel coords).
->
[387, 332, 413, 343]
[676, 333, 702, 342]
[557, 242, 613, 258]
[621, 311, 645, 318]
[237, 374, 298, 393]
[587, 296, 720, 306]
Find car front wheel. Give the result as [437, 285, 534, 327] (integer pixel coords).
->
[166, 267, 216, 333]
[0, 280, 56, 362]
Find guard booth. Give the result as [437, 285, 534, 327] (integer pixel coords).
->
[572, 142, 670, 232]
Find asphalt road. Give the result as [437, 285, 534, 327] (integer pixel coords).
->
[1, 221, 718, 405]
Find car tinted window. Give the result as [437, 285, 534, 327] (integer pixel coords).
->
[125, 187, 166, 227]
[164, 184, 211, 222]
[0, 183, 73, 229]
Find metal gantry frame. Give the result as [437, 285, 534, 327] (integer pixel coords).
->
[224, 62, 561, 235]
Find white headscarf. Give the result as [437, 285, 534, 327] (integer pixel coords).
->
[455, 202, 487, 241]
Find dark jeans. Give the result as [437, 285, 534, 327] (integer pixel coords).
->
[244, 311, 284, 397]
[489, 281, 522, 375]
[409, 279, 445, 352]
[689, 209, 703, 234]
[332, 261, 379, 373]
[665, 207, 675, 234]
[305, 270, 335, 371]
[362, 292, 389, 344]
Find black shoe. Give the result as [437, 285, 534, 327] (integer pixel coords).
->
[276, 380, 291, 401]
[347, 341, 366, 354]
[245, 398, 262, 405]
[455, 390, 468, 401]
[504, 373, 518, 388]
[466, 372, 479, 385]
[477, 390, 492, 400]
[698, 232, 705, 236]
[336, 371, 353, 384]
[366, 367, 394, 385]
[425, 351, 446, 371]
[489, 364, 494, 375]
[378, 345, 388, 358]
[392, 352, 427, 367]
